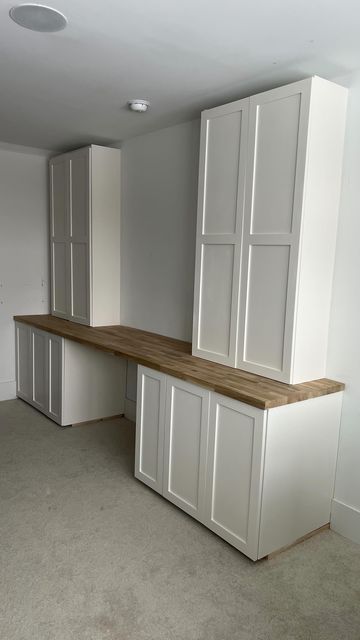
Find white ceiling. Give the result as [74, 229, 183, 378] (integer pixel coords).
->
[1, 0, 359, 151]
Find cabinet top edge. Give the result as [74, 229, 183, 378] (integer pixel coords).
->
[14, 315, 345, 411]
[201, 75, 348, 116]
[49, 144, 121, 162]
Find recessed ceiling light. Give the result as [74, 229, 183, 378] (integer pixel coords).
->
[9, 4, 68, 32]
[128, 99, 150, 113]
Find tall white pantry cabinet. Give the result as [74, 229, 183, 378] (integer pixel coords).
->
[192, 76, 348, 383]
[50, 144, 121, 327]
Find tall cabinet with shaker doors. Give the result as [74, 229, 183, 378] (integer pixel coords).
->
[192, 77, 347, 384]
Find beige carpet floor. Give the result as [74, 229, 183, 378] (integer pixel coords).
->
[1, 398, 360, 640]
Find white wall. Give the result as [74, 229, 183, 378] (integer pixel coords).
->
[120, 120, 200, 341]
[0, 143, 50, 401]
[327, 70, 360, 544]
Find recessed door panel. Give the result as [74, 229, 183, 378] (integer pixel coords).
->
[31, 329, 48, 411]
[71, 242, 89, 323]
[52, 241, 68, 316]
[203, 111, 242, 235]
[51, 160, 67, 238]
[244, 245, 290, 371]
[135, 367, 166, 493]
[205, 394, 265, 560]
[48, 335, 62, 422]
[198, 244, 235, 358]
[164, 378, 209, 520]
[16, 323, 31, 400]
[70, 152, 89, 239]
[251, 93, 301, 235]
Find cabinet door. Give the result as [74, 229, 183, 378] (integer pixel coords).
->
[163, 377, 210, 521]
[204, 394, 266, 560]
[15, 323, 31, 401]
[50, 156, 70, 319]
[135, 366, 166, 494]
[69, 148, 90, 325]
[30, 328, 48, 413]
[237, 79, 312, 382]
[192, 99, 249, 366]
[48, 334, 63, 424]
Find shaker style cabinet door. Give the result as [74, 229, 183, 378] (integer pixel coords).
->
[68, 147, 91, 325]
[192, 98, 249, 366]
[163, 377, 210, 521]
[204, 393, 266, 561]
[135, 366, 166, 494]
[30, 327, 48, 413]
[50, 156, 70, 319]
[236, 80, 312, 382]
[47, 333, 63, 423]
[15, 322, 31, 402]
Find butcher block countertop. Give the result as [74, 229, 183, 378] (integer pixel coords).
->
[14, 315, 344, 410]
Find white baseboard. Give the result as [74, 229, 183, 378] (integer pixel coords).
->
[331, 498, 360, 545]
[124, 398, 136, 422]
[0, 380, 16, 401]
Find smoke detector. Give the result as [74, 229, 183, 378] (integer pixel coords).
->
[9, 4, 67, 32]
[128, 99, 150, 113]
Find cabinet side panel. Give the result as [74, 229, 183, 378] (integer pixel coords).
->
[258, 392, 343, 558]
[292, 78, 348, 382]
[91, 146, 121, 326]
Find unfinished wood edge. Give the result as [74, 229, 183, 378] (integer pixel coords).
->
[264, 523, 330, 560]
[67, 413, 124, 428]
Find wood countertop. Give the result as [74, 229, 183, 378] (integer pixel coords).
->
[14, 315, 344, 410]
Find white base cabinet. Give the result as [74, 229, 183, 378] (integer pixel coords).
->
[15, 322, 126, 426]
[135, 365, 342, 561]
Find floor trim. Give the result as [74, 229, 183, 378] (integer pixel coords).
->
[0, 380, 16, 401]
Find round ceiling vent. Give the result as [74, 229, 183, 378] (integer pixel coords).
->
[9, 4, 68, 32]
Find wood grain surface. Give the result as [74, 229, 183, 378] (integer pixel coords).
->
[14, 315, 344, 410]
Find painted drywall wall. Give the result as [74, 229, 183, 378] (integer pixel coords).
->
[120, 119, 200, 342]
[0, 143, 50, 400]
[327, 70, 360, 544]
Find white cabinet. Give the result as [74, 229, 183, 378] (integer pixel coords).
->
[135, 365, 343, 561]
[50, 145, 121, 327]
[163, 377, 209, 521]
[135, 367, 166, 494]
[15, 322, 126, 426]
[193, 76, 348, 383]
[204, 394, 266, 560]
